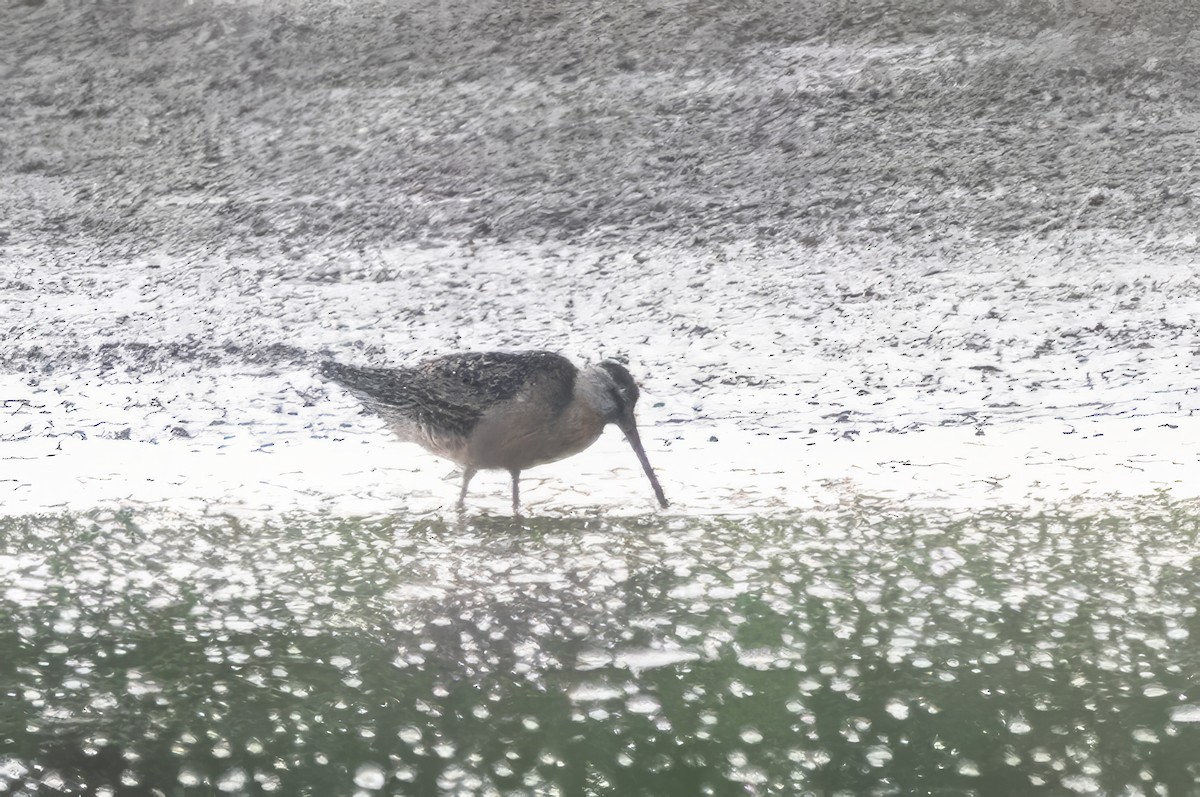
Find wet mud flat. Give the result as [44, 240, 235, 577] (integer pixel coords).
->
[2, 233, 1199, 516]
[3, 2, 1200, 517]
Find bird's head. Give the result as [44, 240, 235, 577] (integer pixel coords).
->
[594, 359, 668, 509]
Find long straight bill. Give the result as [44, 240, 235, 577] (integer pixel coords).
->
[618, 416, 669, 508]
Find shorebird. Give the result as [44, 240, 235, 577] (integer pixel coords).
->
[321, 351, 669, 513]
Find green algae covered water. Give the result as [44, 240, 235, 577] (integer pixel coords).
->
[2, 506, 1199, 796]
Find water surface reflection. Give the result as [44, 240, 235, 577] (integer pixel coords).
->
[1, 507, 1198, 795]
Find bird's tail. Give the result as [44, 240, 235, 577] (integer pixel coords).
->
[320, 359, 383, 394]
[319, 360, 434, 443]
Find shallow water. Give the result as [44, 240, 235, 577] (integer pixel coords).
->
[2, 507, 1198, 796]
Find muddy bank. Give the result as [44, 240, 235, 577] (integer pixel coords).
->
[2, 1, 1199, 257]
[3, 1, 1199, 514]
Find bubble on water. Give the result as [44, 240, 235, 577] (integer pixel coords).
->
[739, 728, 763, 744]
[256, 772, 282, 792]
[865, 746, 892, 767]
[398, 726, 421, 744]
[5, 588, 37, 607]
[34, 770, 67, 792]
[930, 547, 966, 576]
[805, 582, 846, 600]
[125, 671, 161, 697]
[1169, 704, 1200, 723]
[1007, 715, 1032, 735]
[178, 769, 203, 786]
[885, 699, 909, 720]
[576, 649, 612, 670]
[569, 683, 624, 702]
[728, 680, 754, 698]
[1062, 774, 1100, 793]
[223, 617, 257, 633]
[217, 768, 247, 792]
[89, 693, 119, 711]
[957, 759, 980, 777]
[667, 582, 706, 600]
[735, 648, 778, 670]
[1132, 728, 1159, 743]
[1143, 685, 1169, 698]
[614, 648, 699, 671]
[353, 763, 385, 790]
[627, 695, 661, 715]
[728, 765, 767, 786]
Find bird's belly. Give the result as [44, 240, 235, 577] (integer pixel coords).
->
[509, 424, 605, 470]
[468, 401, 606, 471]
[385, 418, 472, 465]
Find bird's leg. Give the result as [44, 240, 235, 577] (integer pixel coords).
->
[509, 469, 521, 515]
[458, 466, 477, 511]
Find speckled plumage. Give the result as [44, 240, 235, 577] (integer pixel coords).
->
[321, 351, 669, 512]
[321, 351, 575, 446]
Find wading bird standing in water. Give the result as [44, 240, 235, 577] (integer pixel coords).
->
[321, 351, 670, 514]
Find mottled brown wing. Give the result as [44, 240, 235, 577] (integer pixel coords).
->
[322, 351, 576, 438]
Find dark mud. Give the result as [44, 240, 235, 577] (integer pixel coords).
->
[3, 1, 1200, 260]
